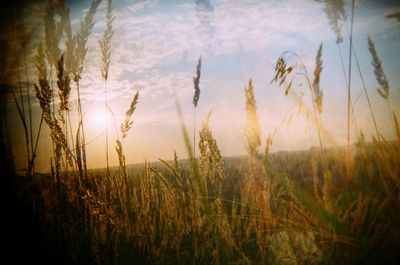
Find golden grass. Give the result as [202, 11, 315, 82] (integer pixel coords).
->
[6, 1, 400, 264]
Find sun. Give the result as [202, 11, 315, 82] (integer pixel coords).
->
[91, 107, 110, 127]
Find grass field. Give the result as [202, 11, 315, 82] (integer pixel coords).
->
[1, 0, 400, 264]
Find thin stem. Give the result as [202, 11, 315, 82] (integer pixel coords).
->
[342, 19, 381, 143]
[310, 85, 325, 153]
[353, 51, 379, 140]
[24, 50, 34, 168]
[49, 65, 56, 165]
[194, 106, 196, 159]
[346, 0, 355, 180]
[12, 24, 30, 173]
[76, 80, 88, 185]
[31, 112, 44, 173]
[67, 111, 75, 160]
[63, 109, 69, 176]
[386, 99, 396, 140]
[337, 44, 361, 143]
[105, 79, 110, 177]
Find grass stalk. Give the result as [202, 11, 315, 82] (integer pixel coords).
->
[346, 0, 355, 181]
[349, 43, 380, 141]
[99, 0, 114, 178]
[11, 24, 31, 175]
[23, 51, 35, 175]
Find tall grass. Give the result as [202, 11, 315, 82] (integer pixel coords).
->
[6, 1, 400, 265]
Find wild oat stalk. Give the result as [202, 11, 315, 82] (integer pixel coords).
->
[99, 0, 115, 177]
[193, 56, 201, 157]
[244, 79, 261, 159]
[272, 47, 325, 153]
[271, 47, 333, 208]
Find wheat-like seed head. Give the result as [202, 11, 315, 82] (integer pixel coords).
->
[35, 43, 51, 118]
[57, 1, 72, 39]
[73, 0, 101, 81]
[312, 43, 323, 113]
[56, 1, 75, 78]
[115, 139, 127, 179]
[244, 79, 261, 159]
[199, 113, 225, 200]
[121, 91, 139, 139]
[35, 43, 72, 167]
[44, 2, 62, 67]
[323, 0, 347, 44]
[99, 0, 115, 81]
[56, 54, 71, 115]
[367, 35, 390, 100]
[193, 56, 201, 108]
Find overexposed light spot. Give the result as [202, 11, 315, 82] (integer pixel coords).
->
[90, 107, 110, 128]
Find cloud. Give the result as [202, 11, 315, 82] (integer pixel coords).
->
[6, 0, 400, 170]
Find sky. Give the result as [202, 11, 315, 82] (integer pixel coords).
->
[2, 0, 400, 173]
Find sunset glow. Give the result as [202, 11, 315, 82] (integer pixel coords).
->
[2, 1, 400, 264]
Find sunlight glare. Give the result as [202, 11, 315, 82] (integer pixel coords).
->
[92, 108, 110, 127]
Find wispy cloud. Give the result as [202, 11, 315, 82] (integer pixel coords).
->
[6, 0, 400, 168]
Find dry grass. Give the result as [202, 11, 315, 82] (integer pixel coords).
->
[5, 1, 400, 265]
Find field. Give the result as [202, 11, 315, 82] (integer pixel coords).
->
[1, 0, 400, 264]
